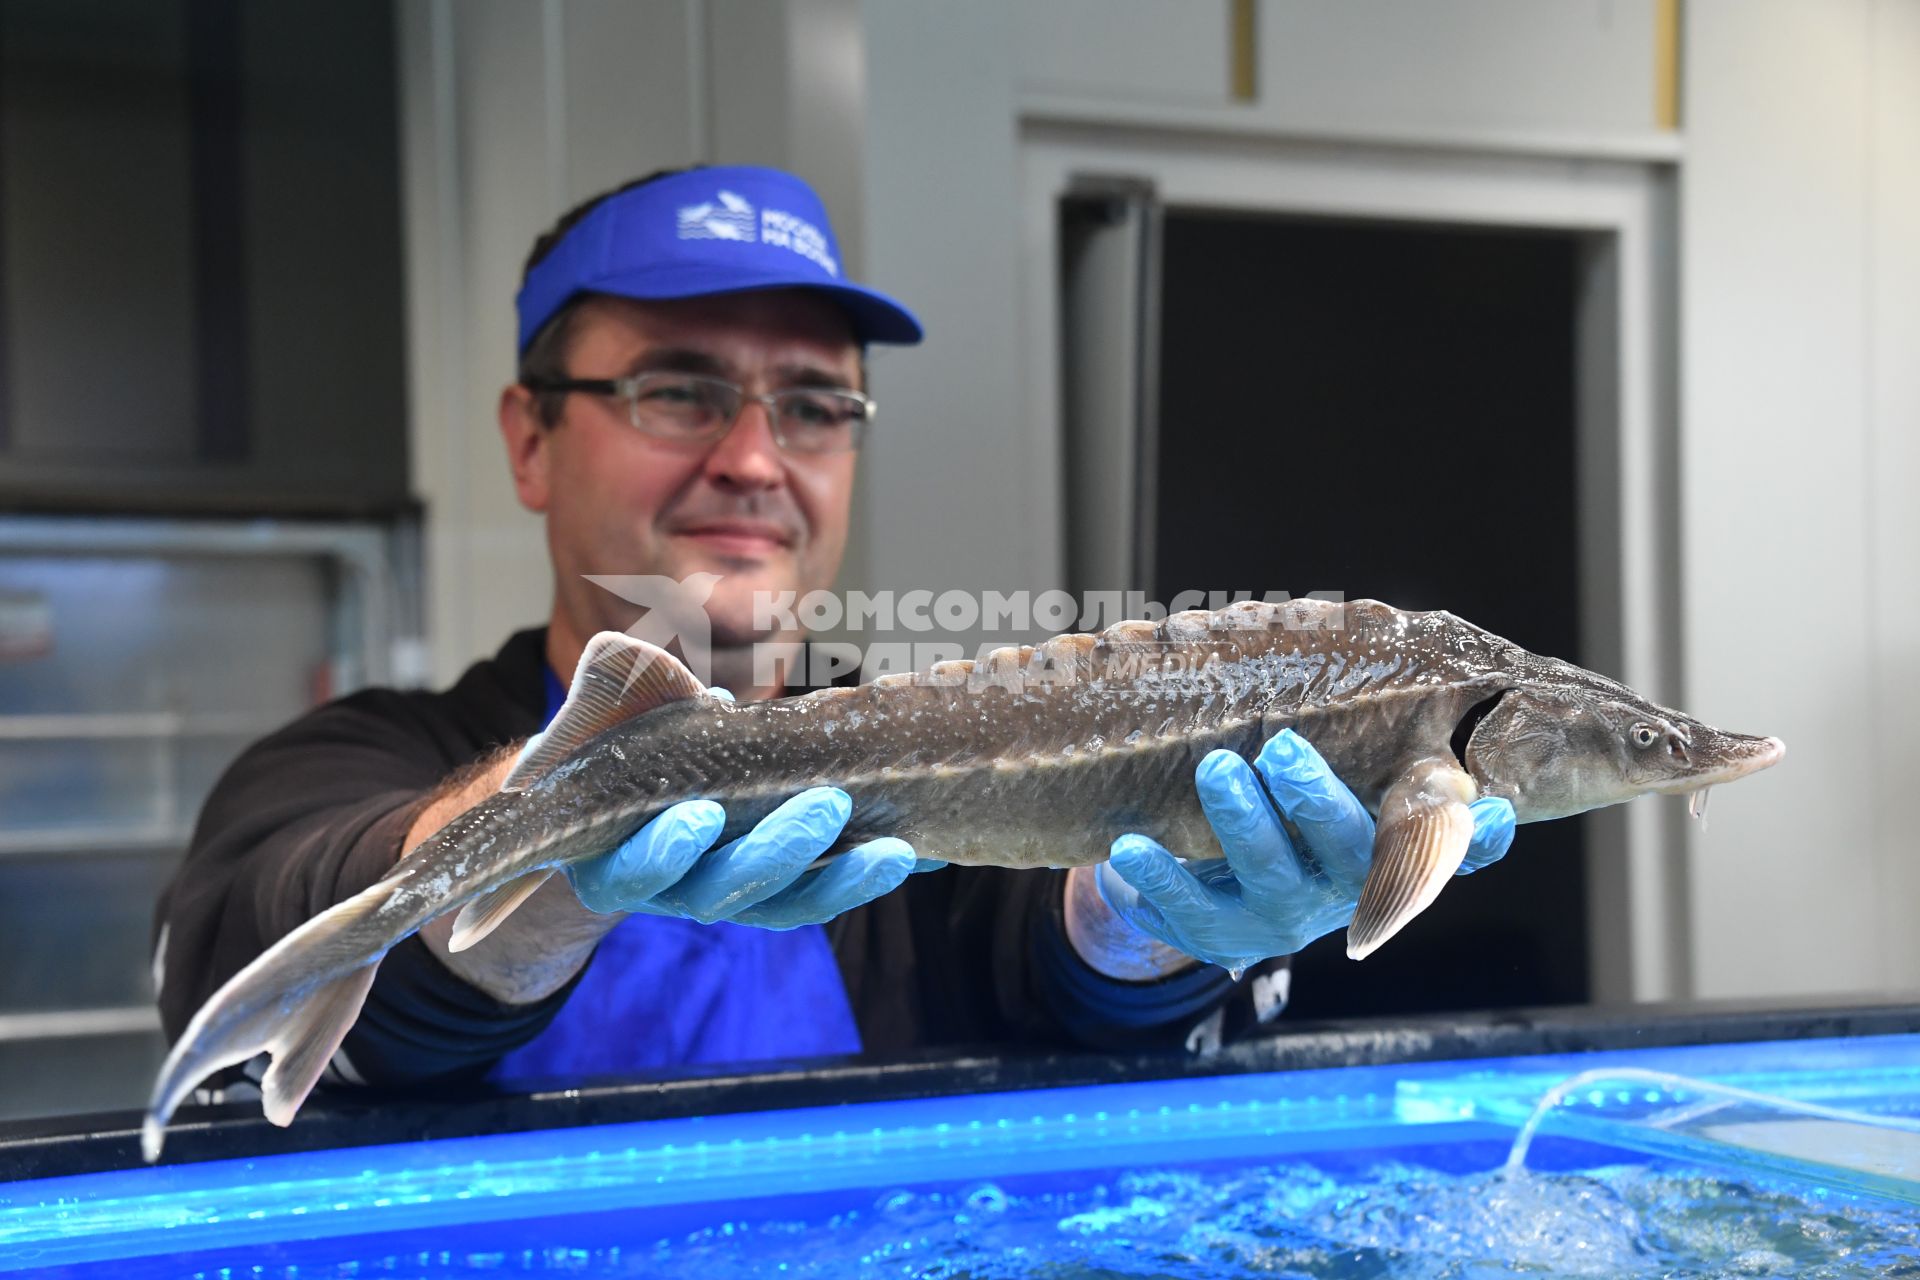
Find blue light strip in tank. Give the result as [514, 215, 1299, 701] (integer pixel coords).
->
[2, 1033, 1916, 1271]
[4, 1060, 1465, 1271]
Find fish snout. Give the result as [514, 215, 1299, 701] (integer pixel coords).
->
[1654, 731, 1785, 794]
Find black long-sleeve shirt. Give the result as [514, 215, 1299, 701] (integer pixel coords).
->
[153, 628, 1279, 1086]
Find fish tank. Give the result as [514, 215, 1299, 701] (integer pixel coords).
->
[2, 1002, 1917, 1277]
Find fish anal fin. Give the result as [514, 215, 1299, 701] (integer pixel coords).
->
[1347, 756, 1478, 961]
[260, 964, 379, 1128]
[503, 632, 707, 792]
[447, 870, 555, 952]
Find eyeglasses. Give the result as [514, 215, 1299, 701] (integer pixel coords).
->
[521, 371, 875, 455]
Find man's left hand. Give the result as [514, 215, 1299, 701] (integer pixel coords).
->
[1096, 729, 1517, 972]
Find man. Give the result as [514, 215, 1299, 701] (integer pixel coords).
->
[154, 166, 1514, 1095]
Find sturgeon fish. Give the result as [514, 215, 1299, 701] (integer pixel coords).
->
[143, 598, 1784, 1158]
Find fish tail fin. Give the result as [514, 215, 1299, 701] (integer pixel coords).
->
[142, 877, 401, 1162]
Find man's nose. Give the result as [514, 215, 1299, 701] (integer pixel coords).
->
[701, 401, 785, 491]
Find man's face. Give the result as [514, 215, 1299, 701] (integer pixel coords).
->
[504, 290, 862, 649]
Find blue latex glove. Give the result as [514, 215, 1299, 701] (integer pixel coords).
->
[1097, 729, 1517, 972]
[559, 689, 940, 930]
[568, 787, 935, 929]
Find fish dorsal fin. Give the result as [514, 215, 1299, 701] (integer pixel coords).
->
[502, 632, 706, 792]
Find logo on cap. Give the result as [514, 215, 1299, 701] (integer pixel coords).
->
[676, 190, 757, 242]
[673, 187, 840, 278]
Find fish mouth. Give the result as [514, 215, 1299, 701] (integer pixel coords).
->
[1653, 734, 1786, 797]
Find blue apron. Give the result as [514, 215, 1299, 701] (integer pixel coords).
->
[489, 668, 861, 1083]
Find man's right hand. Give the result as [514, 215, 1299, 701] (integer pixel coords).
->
[516, 685, 928, 927]
[413, 750, 926, 1005]
[568, 786, 924, 928]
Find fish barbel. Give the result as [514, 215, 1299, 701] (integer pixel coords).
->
[143, 598, 1784, 1158]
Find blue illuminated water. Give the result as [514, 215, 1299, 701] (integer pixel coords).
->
[6, 1034, 1920, 1276]
[32, 1146, 1920, 1279]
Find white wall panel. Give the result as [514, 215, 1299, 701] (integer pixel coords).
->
[1260, 0, 1660, 138]
[561, 0, 702, 204]
[1867, 0, 1920, 989]
[401, 0, 552, 686]
[855, 0, 1051, 638]
[399, 0, 703, 685]
[1680, 0, 1883, 997]
[706, 0, 871, 305]
[1016, 0, 1232, 106]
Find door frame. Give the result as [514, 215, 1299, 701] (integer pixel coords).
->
[1021, 123, 1683, 1004]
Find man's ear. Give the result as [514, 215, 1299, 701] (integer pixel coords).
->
[499, 384, 553, 512]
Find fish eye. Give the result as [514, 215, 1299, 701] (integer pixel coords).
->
[1630, 723, 1659, 749]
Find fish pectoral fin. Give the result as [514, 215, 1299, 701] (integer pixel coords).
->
[1347, 757, 1479, 961]
[447, 870, 555, 953]
[260, 963, 379, 1128]
[504, 632, 708, 791]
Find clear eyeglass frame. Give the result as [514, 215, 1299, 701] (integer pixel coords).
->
[522, 370, 876, 455]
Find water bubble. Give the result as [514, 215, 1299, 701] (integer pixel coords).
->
[962, 1182, 1008, 1215]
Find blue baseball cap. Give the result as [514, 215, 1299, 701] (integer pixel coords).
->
[515, 165, 923, 353]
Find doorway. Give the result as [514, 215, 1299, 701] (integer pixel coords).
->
[1035, 130, 1680, 1008]
[1154, 209, 1587, 1014]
